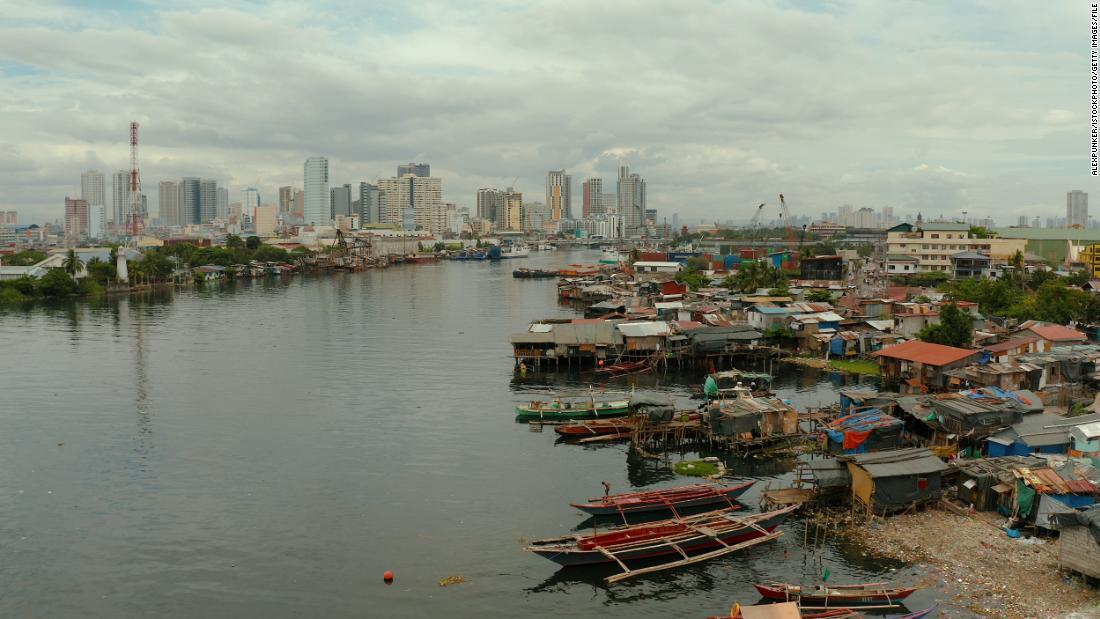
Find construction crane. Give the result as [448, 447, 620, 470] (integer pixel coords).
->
[778, 194, 801, 268]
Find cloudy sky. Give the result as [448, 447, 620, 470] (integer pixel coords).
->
[0, 0, 1090, 225]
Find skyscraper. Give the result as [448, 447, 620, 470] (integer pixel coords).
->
[304, 157, 330, 226]
[477, 188, 505, 225]
[582, 178, 603, 217]
[242, 187, 260, 222]
[179, 177, 201, 225]
[64, 197, 88, 239]
[358, 182, 380, 225]
[616, 165, 646, 233]
[200, 180, 218, 224]
[159, 181, 179, 226]
[504, 188, 523, 231]
[112, 170, 130, 224]
[378, 174, 445, 233]
[216, 186, 229, 220]
[331, 184, 352, 219]
[546, 169, 572, 221]
[397, 163, 430, 178]
[278, 186, 295, 214]
[81, 171, 107, 239]
[1068, 190, 1089, 228]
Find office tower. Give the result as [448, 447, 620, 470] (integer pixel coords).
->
[292, 189, 305, 215]
[304, 157, 330, 226]
[217, 187, 229, 219]
[112, 170, 130, 224]
[1032, 216, 1042, 229]
[397, 163, 430, 178]
[882, 206, 894, 227]
[179, 178, 201, 225]
[477, 188, 505, 224]
[0, 211, 17, 224]
[837, 205, 853, 227]
[159, 181, 179, 226]
[278, 186, 295, 214]
[582, 178, 603, 217]
[64, 197, 88, 239]
[504, 188, 523, 231]
[330, 184, 352, 219]
[1018, 215, 1028, 227]
[645, 208, 657, 225]
[546, 169, 572, 220]
[524, 201, 550, 231]
[81, 170, 106, 212]
[242, 187, 260, 222]
[377, 174, 445, 233]
[199, 180, 217, 223]
[616, 165, 646, 232]
[254, 205, 277, 236]
[358, 182, 380, 225]
[1068, 190, 1089, 228]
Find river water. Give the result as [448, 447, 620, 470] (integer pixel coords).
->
[0, 249, 952, 617]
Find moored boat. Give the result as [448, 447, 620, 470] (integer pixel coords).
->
[753, 582, 920, 605]
[570, 481, 755, 516]
[515, 397, 631, 422]
[525, 504, 796, 569]
[708, 602, 937, 619]
[512, 268, 560, 279]
[593, 359, 650, 376]
[554, 417, 634, 437]
[499, 243, 531, 258]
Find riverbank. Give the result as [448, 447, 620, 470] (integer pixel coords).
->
[856, 509, 1100, 618]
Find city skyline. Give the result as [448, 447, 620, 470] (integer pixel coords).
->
[0, 2, 1089, 225]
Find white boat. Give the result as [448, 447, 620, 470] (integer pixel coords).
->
[599, 249, 624, 264]
[500, 244, 531, 259]
[537, 244, 557, 251]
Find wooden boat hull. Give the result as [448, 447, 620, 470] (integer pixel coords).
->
[555, 419, 633, 436]
[516, 400, 631, 422]
[571, 481, 755, 516]
[526, 506, 793, 567]
[753, 583, 919, 605]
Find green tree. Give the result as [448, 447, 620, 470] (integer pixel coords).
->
[226, 234, 245, 249]
[806, 289, 834, 303]
[916, 302, 973, 348]
[1013, 280, 1090, 324]
[3, 250, 47, 266]
[36, 269, 77, 297]
[1027, 269, 1058, 291]
[246, 236, 261, 250]
[139, 252, 173, 282]
[252, 245, 290, 262]
[969, 226, 994, 239]
[857, 243, 874, 258]
[86, 260, 116, 285]
[1066, 270, 1091, 287]
[61, 249, 81, 277]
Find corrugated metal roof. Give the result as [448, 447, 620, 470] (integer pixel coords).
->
[529, 324, 553, 333]
[873, 339, 979, 366]
[846, 448, 949, 478]
[616, 321, 671, 337]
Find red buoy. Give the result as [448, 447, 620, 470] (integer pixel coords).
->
[383, 570, 394, 584]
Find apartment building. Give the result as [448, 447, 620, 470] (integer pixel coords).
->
[885, 222, 1026, 273]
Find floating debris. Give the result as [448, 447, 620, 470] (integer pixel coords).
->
[439, 575, 467, 587]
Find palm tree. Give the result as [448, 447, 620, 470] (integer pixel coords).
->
[1010, 250, 1025, 292]
[61, 249, 80, 277]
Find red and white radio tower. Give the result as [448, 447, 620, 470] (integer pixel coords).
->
[127, 121, 142, 238]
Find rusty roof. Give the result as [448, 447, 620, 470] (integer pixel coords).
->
[1025, 324, 1088, 342]
[873, 339, 980, 366]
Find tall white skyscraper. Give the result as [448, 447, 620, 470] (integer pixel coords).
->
[1068, 190, 1088, 228]
[199, 180, 218, 224]
[216, 186, 229, 219]
[242, 187, 260, 222]
[546, 169, 572, 220]
[616, 165, 646, 233]
[81, 170, 107, 238]
[112, 170, 130, 224]
[304, 157, 330, 226]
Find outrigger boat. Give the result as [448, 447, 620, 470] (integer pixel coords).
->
[554, 412, 701, 438]
[593, 359, 650, 377]
[515, 397, 632, 422]
[708, 601, 938, 619]
[525, 505, 797, 583]
[753, 582, 920, 605]
[570, 481, 755, 516]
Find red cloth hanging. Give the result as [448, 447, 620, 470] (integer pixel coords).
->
[843, 429, 874, 450]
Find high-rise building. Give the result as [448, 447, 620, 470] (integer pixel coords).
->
[254, 205, 277, 236]
[378, 174, 445, 233]
[112, 170, 130, 224]
[278, 186, 295, 214]
[524, 201, 550, 231]
[81, 170, 106, 211]
[1032, 216, 1042, 229]
[217, 187, 229, 220]
[358, 182, 380, 225]
[582, 178, 603, 217]
[1, 211, 17, 225]
[64, 197, 88, 239]
[644, 209, 657, 225]
[159, 181, 179, 226]
[179, 178, 201, 225]
[477, 188, 505, 225]
[397, 163, 430, 178]
[199, 180, 218, 223]
[1017, 215, 1029, 227]
[242, 187, 260, 222]
[304, 157, 330, 226]
[292, 189, 304, 216]
[331, 184, 352, 219]
[1068, 190, 1089, 228]
[546, 169, 572, 220]
[881, 206, 894, 227]
[616, 165, 646, 233]
[504, 188, 523, 231]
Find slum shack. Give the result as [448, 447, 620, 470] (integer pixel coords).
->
[708, 390, 798, 441]
[1057, 506, 1100, 580]
[843, 447, 949, 514]
[807, 458, 853, 506]
[824, 410, 904, 454]
[873, 339, 981, 392]
[929, 391, 1025, 438]
[838, 388, 900, 415]
[986, 412, 1097, 457]
[955, 456, 1045, 513]
[943, 362, 1041, 392]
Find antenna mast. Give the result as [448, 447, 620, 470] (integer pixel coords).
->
[128, 121, 142, 239]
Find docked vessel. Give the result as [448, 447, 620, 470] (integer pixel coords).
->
[569, 481, 755, 516]
[515, 397, 631, 422]
[499, 244, 531, 259]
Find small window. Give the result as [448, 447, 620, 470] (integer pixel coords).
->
[931, 234, 939, 239]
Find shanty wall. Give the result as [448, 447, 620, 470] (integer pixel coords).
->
[848, 463, 874, 508]
[1060, 526, 1100, 579]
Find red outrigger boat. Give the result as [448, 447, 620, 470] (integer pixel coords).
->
[594, 359, 650, 376]
[525, 505, 796, 583]
[554, 412, 702, 438]
[571, 481, 755, 516]
[707, 601, 937, 618]
[754, 582, 920, 605]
